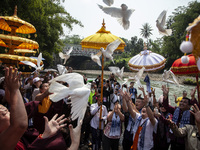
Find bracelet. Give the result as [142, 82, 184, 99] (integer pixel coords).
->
[38, 134, 43, 139]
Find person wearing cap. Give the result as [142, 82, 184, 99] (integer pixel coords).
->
[32, 77, 43, 101]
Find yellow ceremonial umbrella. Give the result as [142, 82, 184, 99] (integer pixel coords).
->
[81, 20, 125, 129]
[0, 34, 39, 51]
[81, 20, 125, 52]
[14, 49, 36, 54]
[186, 15, 200, 60]
[0, 6, 36, 34]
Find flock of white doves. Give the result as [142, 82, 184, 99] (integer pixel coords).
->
[19, 0, 177, 126]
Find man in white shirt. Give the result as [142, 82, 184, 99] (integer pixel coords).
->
[90, 94, 108, 150]
[124, 91, 158, 150]
[32, 77, 43, 101]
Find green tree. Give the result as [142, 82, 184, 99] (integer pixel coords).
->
[0, 0, 83, 66]
[62, 35, 83, 45]
[140, 23, 153, 47]
[162, 1, 200, 69]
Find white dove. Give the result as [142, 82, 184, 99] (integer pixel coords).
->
[108, 66, 124, 81]
[98, 4, 135, 30]
[59, 47, 73, 65]
[49, 73, 90, 123]
[101, 39, 121, 64]
[134, 67, 145, 86]
[103, 0, 114, 6]
[57, 64, 68, 75]
[91, 51, 102, 67]
[162, 69, 180, 86]
[21, 53, 44, 73]
[156, 10, 172, 36]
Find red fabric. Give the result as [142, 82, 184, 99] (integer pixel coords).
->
[15, 140, 26, 150]
[171, 54, 200, 75]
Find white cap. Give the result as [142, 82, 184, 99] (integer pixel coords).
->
[33, 77, 43, 83]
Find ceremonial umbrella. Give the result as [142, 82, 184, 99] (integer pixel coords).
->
[81, 20, 125, 129]
[0, 6, 36, 34]
[128, 44, 166, 72]
[186, 15, 200, 60]
[14, 49, 36, 55]
[171, 54, 200, 103]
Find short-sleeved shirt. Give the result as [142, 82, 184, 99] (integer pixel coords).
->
[176, 97, 183, 106]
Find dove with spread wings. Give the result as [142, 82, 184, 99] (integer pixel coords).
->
[21, 53, 44, 73]
[156, 10, 172, 36]
[98, 4, 135, 30]
[108, 66, 124, 81]
[49, 73, 90, 124]
[100, 39, 121, 64]
[162, 69, 180, 86]
[59, 47, 73, 65]
[91, 51, 102, 67]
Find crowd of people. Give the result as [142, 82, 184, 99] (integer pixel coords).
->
[0, 66, 200, 150]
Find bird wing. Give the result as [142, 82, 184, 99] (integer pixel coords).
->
[49, 81, 70, 102]
[108, 66, 119, 75]
[98, 4, 123, 18]
[37, 53, 42, 67]
[157, 10, 166, 27]
[49, 73, 85, 90]
[20, 61, 37, 69]
[91, 53, 102, 67]
[70, 87, 90, 122]
[103, 0, 114, 6]
[66, 47, 73, 55]
[59, 52, 65, 59]
[106, 39, 121, 55]
[126, 9, 135, 19]
[57, 64, 67, 75]
[170, 70, 180, 86]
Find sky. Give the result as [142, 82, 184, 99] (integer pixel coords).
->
[62, 0, 196, 41]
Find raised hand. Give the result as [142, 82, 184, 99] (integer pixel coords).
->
[42, 114, 67, 139]
[4, 67, 21, 92]
[162, 85, 169, 97]
[190, 87, 197, 98]
[68, 120, 82, 150]
[190, 104, 200, 125]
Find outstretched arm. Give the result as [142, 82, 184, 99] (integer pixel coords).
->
[0, 67, 28, 150]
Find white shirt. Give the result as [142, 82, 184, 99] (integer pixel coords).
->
[32, 88, 40, 101]
[90, 103, 108, 130]
[134, 113, 158, 150]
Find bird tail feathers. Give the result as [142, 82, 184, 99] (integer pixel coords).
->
[117, 18, 129, 30]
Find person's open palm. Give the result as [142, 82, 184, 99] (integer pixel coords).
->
[191, 104, 200, 125]
[42, 114, 67, 138]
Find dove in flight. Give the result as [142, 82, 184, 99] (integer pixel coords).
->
[91, 51, 102, 67]
[57, 64, 68, 75]
[108, 66, 124, 80]
[103, 0, 114, 6]
[98, 4, 135, 30]
[59, 47, 73, 65]
[156, 10, 172, 36]
[49, 73, 90, 123]
[101, 39, 121, 64]
[21, 53, 44, 73]
[134, 67, 145, 86]
[162, 69, 180, 86]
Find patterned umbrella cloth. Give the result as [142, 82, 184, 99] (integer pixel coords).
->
[128, 48, 166, 72]
[171, 54, 199, 75]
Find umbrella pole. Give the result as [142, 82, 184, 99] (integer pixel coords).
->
[99, 55, 104, 129]
[196, 74, 200, 105]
